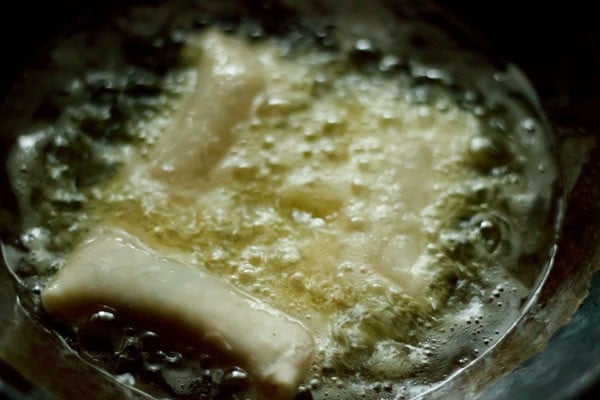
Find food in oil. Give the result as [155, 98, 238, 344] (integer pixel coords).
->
[1, 2, 560, 399]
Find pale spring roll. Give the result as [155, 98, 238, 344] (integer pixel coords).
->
[148, 30, 267, 184]
[42, 229, 315, 398]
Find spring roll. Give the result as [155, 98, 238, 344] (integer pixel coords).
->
[42, 229, 315, 398]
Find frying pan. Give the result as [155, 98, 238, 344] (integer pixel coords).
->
[0, 1, 599, 399]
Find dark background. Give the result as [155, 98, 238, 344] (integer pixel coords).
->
[0, 0, 598, 133]
[0, 1, 598, 86]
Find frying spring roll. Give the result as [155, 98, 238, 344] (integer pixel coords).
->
[42, 229, 315, 398]
[149, 30, 267, 184]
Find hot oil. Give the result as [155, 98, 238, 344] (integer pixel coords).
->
[1, 1, 561, 399]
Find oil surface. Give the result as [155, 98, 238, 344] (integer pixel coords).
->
[1, 1, 560, 399]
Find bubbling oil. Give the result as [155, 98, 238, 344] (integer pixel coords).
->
[1, 1, 560, 399]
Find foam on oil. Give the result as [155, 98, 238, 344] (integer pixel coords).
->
[2, 1, 560, 399]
